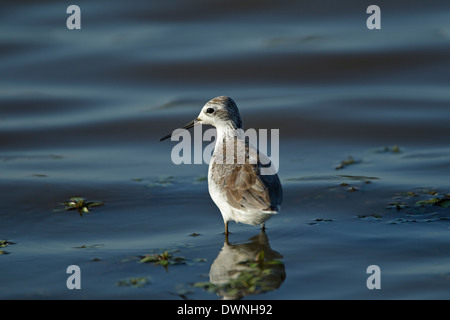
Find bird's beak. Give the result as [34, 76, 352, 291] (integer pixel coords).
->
[160, 119, 199, 141]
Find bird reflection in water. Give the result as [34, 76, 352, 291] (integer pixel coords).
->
[196, 230, 286, 300]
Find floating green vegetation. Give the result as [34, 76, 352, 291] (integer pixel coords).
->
[327, 175, 378, 192]
[358, 214, 383, 220]
[286, 175, 378, 186]
[139, 250, 186, 269]
[0, 240, 14, 248]
[116, 277, 151, 288]
[386, 188, 450, 223]
[137, 175, 206, 187]
[189, 232, 201, 237]
[416, 197, 450, 208]
[386, 201, 408, 211]
[374, 145, 402, 154]
[0, 240, 15, 255]
[335, 156, 361, 170]
[328, 181, 365, 193]
[193, 250, 284, 298]
[339, 183, 359, 192]
[122, 245, 206, 272]
[147, 176, 175, 187]
[337, 175, 379, 182]
[54, 197, 104, 216]
[389, 189, 450, 210]
[307, 218, 333, 225]
[73, 244, 104, 249]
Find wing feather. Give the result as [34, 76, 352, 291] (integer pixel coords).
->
[211, 138, 282, 212]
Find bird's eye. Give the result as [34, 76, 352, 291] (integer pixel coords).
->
[206, 108, 215, 114]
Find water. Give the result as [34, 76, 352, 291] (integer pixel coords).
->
[1, 0, 449, 299]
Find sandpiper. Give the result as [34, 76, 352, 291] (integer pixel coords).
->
[160, 96, 282, 235]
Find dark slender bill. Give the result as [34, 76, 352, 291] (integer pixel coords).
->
[160, 119, 197, 141]
[160, 132, 173, 141]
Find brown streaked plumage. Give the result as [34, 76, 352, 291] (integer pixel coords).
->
[161, 96, 282, 236]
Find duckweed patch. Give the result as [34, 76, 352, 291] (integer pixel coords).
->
[0, 240, 15, 248]
[189, 232, 201, 237]
[73, 244, 104, 249]
[116, 277, 151, 288]
[307, 218, 333, 225]
[373, 145, 402, 154]
[358, 214, 383, 220]
[335, 156, 361, 170]
[0, 240, 15, 255]
[338, 183, 359, 192]
[147, 176, 175, 187]
[386, 188, 450, 223]
[329, 175, 378, 193]
[337, 175, 378, 182]
[146, 175, 208, 187]
[122, 245, 208, 273]
[54, 197, 104, 216]
[389, 188, 450, 210]
[139, 250, 186, 269]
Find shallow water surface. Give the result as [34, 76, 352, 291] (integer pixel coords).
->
[0, 1, 449, 300]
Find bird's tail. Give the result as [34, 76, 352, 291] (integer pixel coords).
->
[262, 206, 280, 214]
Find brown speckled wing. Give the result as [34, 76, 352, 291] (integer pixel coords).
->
[211, 138, 282, 212]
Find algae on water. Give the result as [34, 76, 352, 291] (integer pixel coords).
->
[54, 196, 104, 216]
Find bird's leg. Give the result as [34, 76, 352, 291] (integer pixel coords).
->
[261, 223, 266, 231]
[224, 222, 229, 244]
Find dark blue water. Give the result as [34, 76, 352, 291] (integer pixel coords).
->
[1, 1, 449, 299]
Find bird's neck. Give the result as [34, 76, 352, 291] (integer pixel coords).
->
[216, 124, 243, 144]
